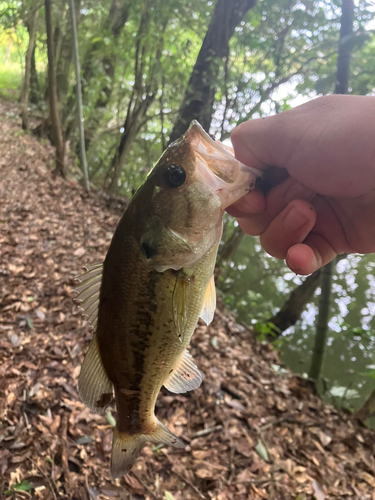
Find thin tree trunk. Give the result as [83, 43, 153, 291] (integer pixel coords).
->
[335, 0, 354, 94]
[29, 44, 40, 104]
[56, 14, 74, 107]
[308, 0, 354, 383]
[107, 7, 165, 194]
[69, 0, 89, 191]
[108, 98, 154, 193]
[269, 271, 321, 335]
[64, 0, 130, 143]
[21, 8, 39, 130]
[308, 261, 333, 381]
[217, 226, 245, 266]
[354, 388, 375, 423]
[169, 0, 256, 143]
[45, 0, 65, 177]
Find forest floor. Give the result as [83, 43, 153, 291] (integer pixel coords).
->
[0, 100, 375, 500]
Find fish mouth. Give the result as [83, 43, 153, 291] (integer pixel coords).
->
[185, 120, 262, 210]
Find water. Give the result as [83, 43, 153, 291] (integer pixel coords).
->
[218, 229, 375, 428]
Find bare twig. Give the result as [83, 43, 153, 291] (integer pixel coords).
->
[60, 414, 71, 493]
[30, 459, 58, 500]
[190, 425, 223, 439]
[130, 471, 160, 500]
[172, 469, 206, 499]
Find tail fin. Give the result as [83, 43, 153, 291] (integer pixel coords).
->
[111, 419, 185, 478]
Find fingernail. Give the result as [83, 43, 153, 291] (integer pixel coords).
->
[283, 206, 309, 232]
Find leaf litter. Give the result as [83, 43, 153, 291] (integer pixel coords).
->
[0, 101, 374, 499]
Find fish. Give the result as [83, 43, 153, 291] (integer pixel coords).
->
[74, 121, 261, 478]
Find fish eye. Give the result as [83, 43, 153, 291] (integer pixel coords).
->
[164, 165, 186, 189]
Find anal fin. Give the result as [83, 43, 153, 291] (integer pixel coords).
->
[200, 274, 216, 326]
[78, 335, 113, 414]
[164, 350, 202, 394]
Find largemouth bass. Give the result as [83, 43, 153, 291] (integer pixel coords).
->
[74, 121, 261, 477]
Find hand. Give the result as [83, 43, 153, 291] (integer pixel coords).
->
[227, 95, 375, 275]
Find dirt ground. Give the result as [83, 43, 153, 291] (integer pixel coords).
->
[0, 101, 374, 499]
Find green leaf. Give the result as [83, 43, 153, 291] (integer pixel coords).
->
[164, 491, 176, 500]
[26, 317, 33, 329]
[106, 409, 116, 427]
[255, 439, 270, 462]
[11, 480, 34, 492]
[210, 336, 218, 348]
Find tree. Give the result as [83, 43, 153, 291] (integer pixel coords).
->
[106, 2, 168, 194]
[20, 4, 39, 130]
[355, 388, 375, 423]
[169, 0, 256, 143]
[69, 0, 89, 191]
[64, 0, 131, 148]
[308, 0, 354, 383]
[45, 0, 65, 177]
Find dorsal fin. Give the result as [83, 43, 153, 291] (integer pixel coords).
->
[199, 274, 216, 326]
[74, 262, 103, 330]
[164, 350, 202, 393]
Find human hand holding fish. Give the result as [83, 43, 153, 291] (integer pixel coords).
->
[227, 94, 375, 275]
[74, 121, 262, 477]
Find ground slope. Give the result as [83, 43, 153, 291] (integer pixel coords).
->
[0, 101, 374, 500]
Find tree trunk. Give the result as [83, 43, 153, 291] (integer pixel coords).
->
[108, 97, 155, 193]
[69, 0, 89, 191]
[56, 14, 74, 108]
[21, 8, 39, 130]
[107, 6, 165, 194]
[64, 0, 130, 143]
[308, 262, 333, 381]
[308, 0, 354, 384]
[354, 389, 375, 423]
[335, 0, 354, 94]
[45, 0, 66, 177]
[169, 0, 256, 143]
[217, 226, 245, 267]
[269, 271, 321, 335]
[29, 44, 40, 104]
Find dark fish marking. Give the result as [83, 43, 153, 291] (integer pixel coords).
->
[95, 392, 113, 408]
[117, 272, 158, 434]
[141, 241, 158, 260]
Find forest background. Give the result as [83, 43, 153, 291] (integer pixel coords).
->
[1, 0, 375, 429]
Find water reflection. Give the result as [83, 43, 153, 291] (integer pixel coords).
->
[218, 231, 375, 428]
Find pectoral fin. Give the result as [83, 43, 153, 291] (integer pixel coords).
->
[78, 335, 113, 414]
[172, 274, 192, 343]
[164, 350, 202, 393]
[199, 274, 216, 326]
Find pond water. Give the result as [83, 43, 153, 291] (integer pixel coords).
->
[217, 229, 375, 428]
